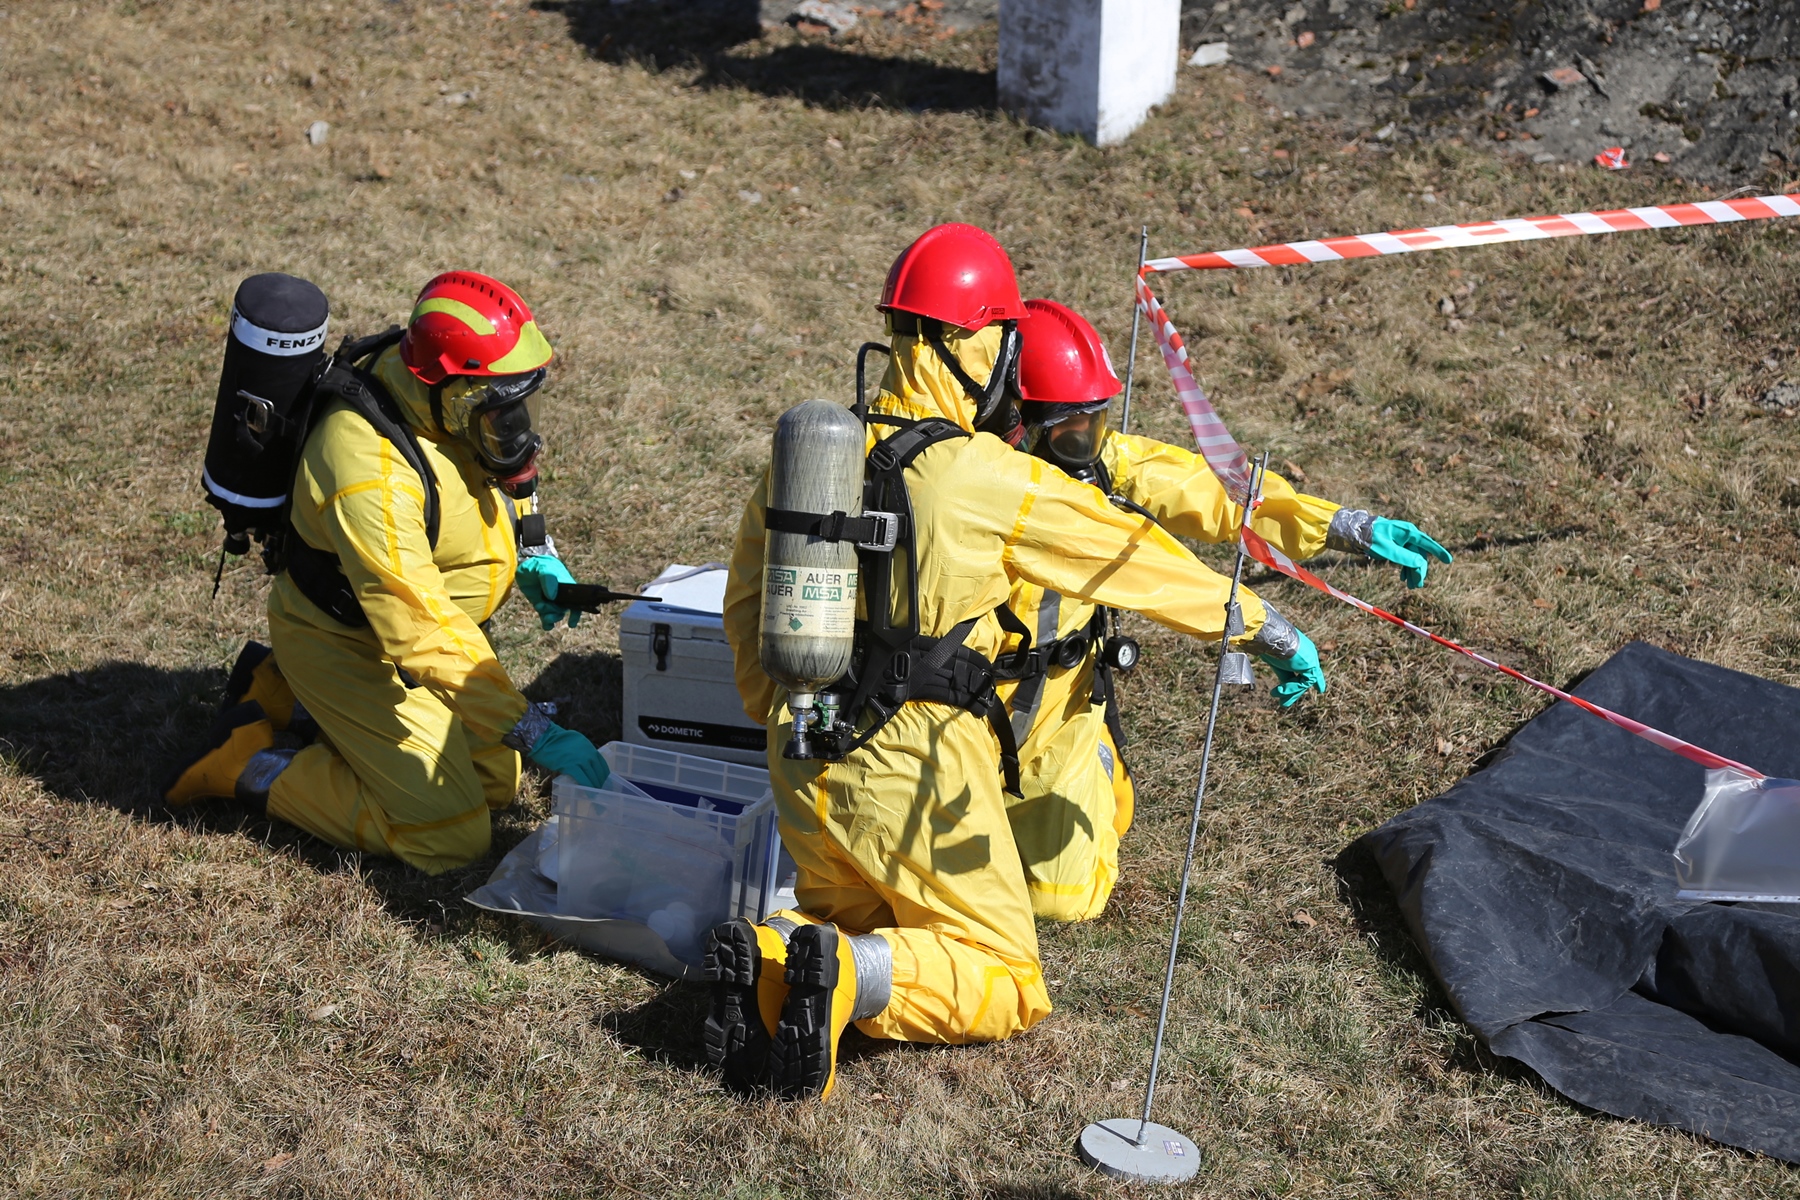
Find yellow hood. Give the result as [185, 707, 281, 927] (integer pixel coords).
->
[870, 323, 1004, 431]
[371, 342, 487, 445]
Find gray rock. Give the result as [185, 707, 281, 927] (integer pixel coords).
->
[1756, 382, 1800, 416]
[790, 0, 857, 34]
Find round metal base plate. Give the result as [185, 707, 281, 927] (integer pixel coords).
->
[1077, 1119, 1201, 1184]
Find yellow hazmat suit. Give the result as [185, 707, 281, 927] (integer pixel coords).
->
[999, 433, 1341, 920]
[722, 324, 1282, 1045]
[265, 346, 533, 873]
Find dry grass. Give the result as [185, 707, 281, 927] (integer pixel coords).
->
[3, 1, 1799, 1196]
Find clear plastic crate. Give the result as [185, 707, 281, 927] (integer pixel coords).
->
[553, 742, 790, 965]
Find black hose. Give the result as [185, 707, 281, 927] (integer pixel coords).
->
[854, 342, 890, 420]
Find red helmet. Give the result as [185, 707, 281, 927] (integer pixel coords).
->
[1016, 300, 1120, 469]
[878, 223, 1025, 331]
[1016, 299, 1122, 407]
[400, 271, 554, 385]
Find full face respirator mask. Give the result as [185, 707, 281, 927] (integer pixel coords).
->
[1022, 400, 1111, 473]
[431, 369, 546, 493]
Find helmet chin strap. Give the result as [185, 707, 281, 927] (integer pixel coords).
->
[428, 382, 448, 436]
[921, 318, 1021, 430]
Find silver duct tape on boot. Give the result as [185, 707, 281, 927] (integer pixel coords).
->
[236, 747, 296, 804]
[765, 915, 800, 943]
[1325, 507, 1375, 555]
[847, 931, 893, 1022]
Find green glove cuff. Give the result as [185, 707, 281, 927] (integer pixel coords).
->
[516, 555, 581, 630]
[1369, 518, 1453, 589]
[524, 724, 611, 789]
[1259, 628, 1327, 709]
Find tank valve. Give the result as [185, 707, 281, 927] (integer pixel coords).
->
[784, 692, 819, 760]
[816, 691, 842, 736]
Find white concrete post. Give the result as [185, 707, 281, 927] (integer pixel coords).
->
[997, 0, 1180, 147]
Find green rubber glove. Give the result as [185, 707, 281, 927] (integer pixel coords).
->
[526, 724, 611, 788]
[1260, 629, 1328, 709]
[516, 555, 581, 630]
[1368, 518, 1453, 589]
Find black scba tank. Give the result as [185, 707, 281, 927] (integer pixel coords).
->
[201, 272, 330, 538]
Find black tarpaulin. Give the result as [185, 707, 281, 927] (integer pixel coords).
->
[1361, 641, 1800, 1162]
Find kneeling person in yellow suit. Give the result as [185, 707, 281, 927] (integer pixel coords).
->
[164, 272, 608, 873]
[707, 226, 1331, 1101]
[997, 298, 1454, 921]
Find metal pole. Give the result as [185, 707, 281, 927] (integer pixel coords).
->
[1133, 452, 1268, 1143]
[1118, 225, 1149, 436]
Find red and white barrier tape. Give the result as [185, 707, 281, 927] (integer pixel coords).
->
[1135, 273, 1255, 503]
[1240, 526, 1764, 778]
[1133, 191, 1792, 778]
[1143, 192, 1800, 274]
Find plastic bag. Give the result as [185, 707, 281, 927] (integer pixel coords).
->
[463, 822, 695, 979]
[1674, 769, 1800, 903]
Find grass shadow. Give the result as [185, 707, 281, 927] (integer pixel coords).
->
[1332, 837, 1446, 1017]
[1333, 837, 1531, 1083]
[982, 1183, 1090, 1200]
[534, 0, 994, 113]
[0, 659, 221, 816]
[597, 978, 712, 1070]
[0, 651, 628, 929]
[596, 998, 959, 1093]
[521, 649, 624, 749]
[1333, 719, 1581, 1097]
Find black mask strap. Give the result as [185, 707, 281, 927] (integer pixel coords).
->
[921, 318, 1020, 426]
[976, 394, 1023, 444]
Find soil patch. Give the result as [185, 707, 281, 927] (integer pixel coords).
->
[758, 1, 1800, 183]
[1193, 0, 1800, 183]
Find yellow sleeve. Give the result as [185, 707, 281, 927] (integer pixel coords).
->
[299, 414, 527, 744]
[722, 472, 778, 726]
[989, 446, 1270, 642]
[1102, 432, 1341, 561]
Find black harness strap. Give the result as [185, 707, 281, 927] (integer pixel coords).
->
[886, 312, 1020, 431]
[802, 413, 1031, 794]
[921, 321, 995, 409]
[981, 606, 1031, 793]
[885, 613, 1027, 796]
[282, 337, 444, 628]
[1089, 455, 1134, 751]
[996, 456, 1137, 762]
[764, 507, 889, 546]
[999, 590, 1059, 742]
[916, 616, 978, 679]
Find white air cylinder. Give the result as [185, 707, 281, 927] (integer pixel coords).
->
[997, 0, 1181, 147]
